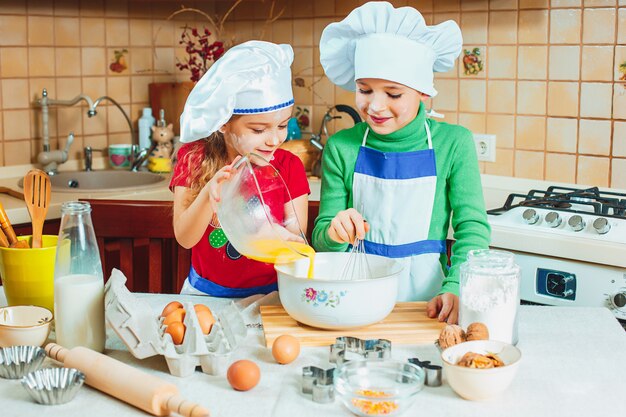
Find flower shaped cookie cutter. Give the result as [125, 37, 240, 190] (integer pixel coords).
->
[329, 336, 392, 365]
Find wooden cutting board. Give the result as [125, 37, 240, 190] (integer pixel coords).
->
[260, 302, 445, 348]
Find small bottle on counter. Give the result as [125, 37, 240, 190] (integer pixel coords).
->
[53, 201, 106, 352]
[138, 107, 155, 150]
[459, 249, 520, 345]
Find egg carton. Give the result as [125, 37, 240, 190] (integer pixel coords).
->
[104, 269, 246, 377]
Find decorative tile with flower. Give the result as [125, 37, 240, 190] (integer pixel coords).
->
[620, 61, 626, 91]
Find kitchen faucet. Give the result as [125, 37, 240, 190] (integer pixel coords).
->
[37, 88, 146, 174]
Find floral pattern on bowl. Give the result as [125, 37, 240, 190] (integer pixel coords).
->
[301, 287, 347, 308]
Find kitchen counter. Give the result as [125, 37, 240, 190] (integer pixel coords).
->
[2, 161, 626, 266]
[1, 289, 625, 417]
[0, 159, 606, 225]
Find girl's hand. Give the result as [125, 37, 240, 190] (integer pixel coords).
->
[328, 208, 370, 244]
[426, 293, 459, 324]
[205, 156, 241, 211]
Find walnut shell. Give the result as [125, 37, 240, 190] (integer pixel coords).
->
[438, 324, 466, 349]
[457, 352, 504, 368]
[466, 322, 489, 341]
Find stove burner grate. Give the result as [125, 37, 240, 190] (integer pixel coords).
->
[488, 186, 626, 218]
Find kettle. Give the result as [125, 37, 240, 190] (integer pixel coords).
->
[309, 105, 361, 177]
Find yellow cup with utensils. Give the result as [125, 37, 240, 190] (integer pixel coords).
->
[0, 235, 69, 313]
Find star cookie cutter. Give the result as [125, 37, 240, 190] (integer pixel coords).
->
[408, 357, 442, 387]
[329, 336, 392, 365]
[301, 366, 335, 403]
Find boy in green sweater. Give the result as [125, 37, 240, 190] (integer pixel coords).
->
[314, 1, 491, 323]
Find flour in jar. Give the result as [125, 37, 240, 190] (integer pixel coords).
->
[459, 271, 519, 344]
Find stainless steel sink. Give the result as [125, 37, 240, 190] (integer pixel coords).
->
[18, 170, 166, 192]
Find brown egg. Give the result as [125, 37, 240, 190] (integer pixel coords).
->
[227, 360, 260, 391]
[271, 335, 300, 365]
[163, 308, 186, 326]
[165, 321, 186, 345]
[161, 301, 183, 318]
[196, 309, 215, 335]
[194, 304, 211, 314]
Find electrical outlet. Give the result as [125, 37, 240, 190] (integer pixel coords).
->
[473, 134, 496, 162]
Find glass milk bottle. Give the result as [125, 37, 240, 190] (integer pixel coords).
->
[459, 249, 520, 344]
[53, 201, 106, 352]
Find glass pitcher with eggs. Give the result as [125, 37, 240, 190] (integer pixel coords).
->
[459, 249, 521, 344]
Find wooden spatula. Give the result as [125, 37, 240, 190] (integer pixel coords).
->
[23, 169, 51, 249]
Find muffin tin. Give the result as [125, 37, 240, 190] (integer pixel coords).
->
[0, 345, 46, 379]
[21, 367, 85, 405]
[104, 269, 246, 377]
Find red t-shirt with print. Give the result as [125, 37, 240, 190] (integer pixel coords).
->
[170, 145, 310, 289]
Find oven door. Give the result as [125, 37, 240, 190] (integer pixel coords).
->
[500, 251, 626, 322]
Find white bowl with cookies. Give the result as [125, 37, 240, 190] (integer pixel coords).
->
[441, 340, 522, 401]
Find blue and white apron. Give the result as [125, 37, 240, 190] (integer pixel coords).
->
[353, 121, 446, 301]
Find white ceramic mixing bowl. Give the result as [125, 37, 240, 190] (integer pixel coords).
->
[275, 252, 403, 329]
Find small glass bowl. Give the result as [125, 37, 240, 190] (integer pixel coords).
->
[0, 345, 46, 379]
[334, 359, 425, 417]
[21, 367, 85, 405]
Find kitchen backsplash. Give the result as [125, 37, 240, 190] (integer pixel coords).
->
[0, 0, 624, 187]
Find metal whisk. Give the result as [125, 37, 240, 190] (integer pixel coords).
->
[340, 237, 373, 280]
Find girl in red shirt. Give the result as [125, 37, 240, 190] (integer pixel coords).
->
[170, 41, 309, 297]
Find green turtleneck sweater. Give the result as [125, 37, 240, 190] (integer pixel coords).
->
[311, 103, 491, 296]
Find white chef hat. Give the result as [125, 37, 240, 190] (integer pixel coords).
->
[319, 1, 462, 97]
[179, 40, 294, 143]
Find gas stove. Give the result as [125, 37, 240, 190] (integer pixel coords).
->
[487, 186, 626, 328]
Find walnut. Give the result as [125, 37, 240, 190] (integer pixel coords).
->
[466, 322, 489, 341]
[457, 352, 505, 368]
[438, 324, 466, 349]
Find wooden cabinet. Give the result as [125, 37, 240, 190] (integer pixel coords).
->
[82, 199, 189, 294]
[13, 219, 61, 237]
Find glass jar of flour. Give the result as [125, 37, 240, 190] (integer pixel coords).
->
[459, 250, 520, 344]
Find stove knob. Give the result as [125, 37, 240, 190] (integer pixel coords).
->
[522, 208, 539, 225]
[545, 211, 562, 228]
[568, 215, 585, 232]
[592, 217, 611, 235]
[612, 292, 626, 309]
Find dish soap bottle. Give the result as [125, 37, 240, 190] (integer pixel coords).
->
[138, 107, 155, 150]
[53, 201, 106, 352]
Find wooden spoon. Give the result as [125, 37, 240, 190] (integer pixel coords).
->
[0, 202, 28, 248]
[23, 169, 51, 249]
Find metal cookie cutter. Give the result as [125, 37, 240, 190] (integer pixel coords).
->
[329, 336, 392, 364]
[408, 357, 442, 387]
[302, 366, 335, 403]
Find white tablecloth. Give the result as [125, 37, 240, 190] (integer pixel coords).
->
[1, 289, 626, 417]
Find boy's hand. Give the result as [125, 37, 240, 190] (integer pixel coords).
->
[328, 208, 370, 244]
[426, 293, 459, 324]
[206, 156, 242, 211]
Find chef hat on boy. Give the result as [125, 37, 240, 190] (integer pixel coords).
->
[319, 1, 462, 97]
[179, 41, 294, 143]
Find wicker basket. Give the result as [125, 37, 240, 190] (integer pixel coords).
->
[279, 139, 321, 173]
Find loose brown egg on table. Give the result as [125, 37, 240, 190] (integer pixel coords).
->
[227, 360, 260, 391]
[163, 308, 186, 326]
[165, 321, 186, 345]
[271, 335, 300, 364]
[161, 301, 183, 318]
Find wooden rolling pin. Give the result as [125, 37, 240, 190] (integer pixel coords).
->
[45, 343, 210, 417]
